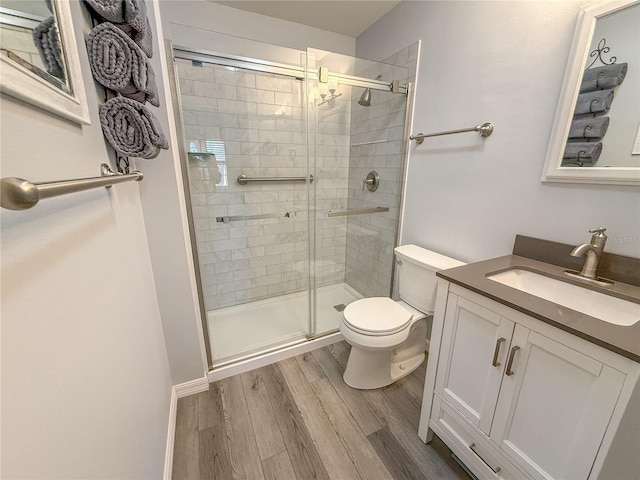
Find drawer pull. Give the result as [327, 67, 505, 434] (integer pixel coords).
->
[505, 346, 520, 376]
[469, 442, 501, 473]
[492, 337, 506, 367]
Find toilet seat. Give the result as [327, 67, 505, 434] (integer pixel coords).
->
[343, 297, 413, 336]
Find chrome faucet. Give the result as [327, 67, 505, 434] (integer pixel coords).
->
[568, 227, 609, 283]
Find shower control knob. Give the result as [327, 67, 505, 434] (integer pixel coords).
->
[363, 171, 380, 192]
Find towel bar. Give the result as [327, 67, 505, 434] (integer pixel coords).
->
[237, 174, 313, 185]
[1, 164, 143, 210]
[327, 206, 389, 218]
[410, 122, 494, 144]
[216, 211, 297, 223]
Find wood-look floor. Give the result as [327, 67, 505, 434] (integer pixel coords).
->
[172, 341, 470, 480]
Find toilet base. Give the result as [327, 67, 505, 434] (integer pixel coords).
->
[342, 347, 425, 390]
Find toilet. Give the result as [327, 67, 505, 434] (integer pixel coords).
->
[340, 244, 464, 389]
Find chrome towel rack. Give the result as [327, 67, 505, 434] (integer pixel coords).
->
[327, 206, 389, 218]
[237, 174, 313, 185]
[410, 122, 494, 144]
[216, 211, 296, 223]
[1, 164, 143, 210]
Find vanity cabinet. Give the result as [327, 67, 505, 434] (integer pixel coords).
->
[420, 281, 640, 480]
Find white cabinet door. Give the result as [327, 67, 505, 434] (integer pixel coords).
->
[490, 325, 626, 480]
[435, 294, 515, 434]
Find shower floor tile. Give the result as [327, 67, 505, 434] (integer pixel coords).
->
[208, 282, 362, 364]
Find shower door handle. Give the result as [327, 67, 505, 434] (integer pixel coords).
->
[216, 211, 296, 223]
[327, 206, 389, 218]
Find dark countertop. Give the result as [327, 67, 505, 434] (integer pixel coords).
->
[437, 255, 640, 363]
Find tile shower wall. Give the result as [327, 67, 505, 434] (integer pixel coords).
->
[178, 59, 350, 310]
[1, 24, 47, 72]
[314, 92, 351, 288]
[344, 44, 418, 297]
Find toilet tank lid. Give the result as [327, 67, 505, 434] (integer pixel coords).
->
[394, 244, 465, 271]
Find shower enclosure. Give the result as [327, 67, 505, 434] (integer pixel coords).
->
[169, 37, 412, 369]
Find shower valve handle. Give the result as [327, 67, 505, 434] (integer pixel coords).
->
[362, 171, 380, 192]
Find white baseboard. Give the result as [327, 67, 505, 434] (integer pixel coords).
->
[208, 332, 343, 382]
[163, 376, 209, 479]
[163, 387, 177, 480]
[174, 376, 209, 398]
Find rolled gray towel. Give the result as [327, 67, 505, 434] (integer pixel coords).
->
[32, 16, 64, 79]
[562, 142, 603, 164]
[568, 117, 609, 140]
[574, 89, 614, 115]
[117, 16, 153, 59]
[99, 97, 168, 159]
[84, 0, 152, 57]
[86, 23, 158, 106]
[580, 63, 627, 93]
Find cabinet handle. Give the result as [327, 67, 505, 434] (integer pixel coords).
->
[469, 442, 501, 473]
[492, 337, 506, 367]
[505, 346, 520, 376]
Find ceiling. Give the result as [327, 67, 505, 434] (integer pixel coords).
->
[213, 1, 401, 37]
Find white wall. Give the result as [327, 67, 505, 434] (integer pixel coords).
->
[357, 1, 640, 261]
[136, 0, 207, 385]
[159, 0, 355, 57]
[0, 1, 173, 478]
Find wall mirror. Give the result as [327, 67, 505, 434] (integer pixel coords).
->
[0, 0, 90, 124]
[542, 0, 639, 185]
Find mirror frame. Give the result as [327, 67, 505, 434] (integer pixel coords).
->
[0, 0, 90, 124]
[542, 0, 640, 186]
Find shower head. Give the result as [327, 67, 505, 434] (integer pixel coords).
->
[357, 89, 371, 107]
[358, 75, 383, 107]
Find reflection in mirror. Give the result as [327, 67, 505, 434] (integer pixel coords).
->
[0, 1, 70, 93]
[543, 0, 640, 185]
[563, 2, 639, 169]
[0, 0, 89, 124]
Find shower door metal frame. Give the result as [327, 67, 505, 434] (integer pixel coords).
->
[168, 42, 412, 370]
[305, 50, 411, 339]
[172, 45, 401, 92]
[165, 40, 214, 370]
[169, 43, 317, 370]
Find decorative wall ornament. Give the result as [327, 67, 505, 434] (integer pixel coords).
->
[586, 38, 617, 69]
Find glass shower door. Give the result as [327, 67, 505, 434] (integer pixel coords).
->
[172, 40, 411, 367]
[306, 48, 410, 338]
[175, 53, 312, 364]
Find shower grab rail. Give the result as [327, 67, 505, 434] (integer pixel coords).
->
[409, 122, 494, 144]
[327, 206, 389, 218]
[0, 164, 143, 211]
[351, 139, 389, 147]
[216, 211, 297, 223]
[237, 174, 313, 185]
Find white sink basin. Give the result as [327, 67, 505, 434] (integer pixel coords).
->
[487, 269, 640, 326]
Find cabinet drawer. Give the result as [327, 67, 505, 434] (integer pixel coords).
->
[430, 396, 530, 480]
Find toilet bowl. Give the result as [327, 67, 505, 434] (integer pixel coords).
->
[340, 245, 464, 390]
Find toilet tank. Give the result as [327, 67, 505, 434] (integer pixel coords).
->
[394, 245, 465, 313]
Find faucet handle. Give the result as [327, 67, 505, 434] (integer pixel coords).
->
[588, 227, 607, 242]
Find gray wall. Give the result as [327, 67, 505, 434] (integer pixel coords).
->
[356, 1, 640, 262]
[0, 1, 172, 477]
